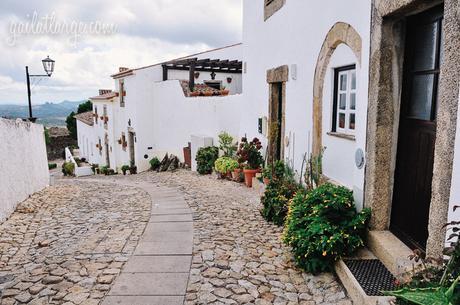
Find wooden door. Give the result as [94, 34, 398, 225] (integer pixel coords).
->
[128, 131, 135, 166]
[390, 6, 443, 250]
[104, 134, 110, 167]
[268, 82, 283, 163]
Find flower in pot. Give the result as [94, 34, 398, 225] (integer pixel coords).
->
[221, 86, 230, 96]
[215, 157, 239, 179]
[237, 137, 264, 187]
[262, 167, 271, 185]
[121, 165, 130, 175]
[232, 166, 243, 182]
[190, 90, 200, 97]
[203, 90, 213, 97]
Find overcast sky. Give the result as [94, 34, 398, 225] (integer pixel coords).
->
[0, 0, 242, 105]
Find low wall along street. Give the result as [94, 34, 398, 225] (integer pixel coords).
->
[0, 118, 49, 221]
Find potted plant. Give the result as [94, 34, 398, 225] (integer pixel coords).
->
[121, 165, 130, 175]
[232, 166, 243, 182]
[196, 146, 219, 175]
[117, 138, 122, 145]
[129, 161, 137, 175]
[203, 90, 213, 97]
[100, 165, 109, 175]
[214, 157, 239, 179]
[149, 157, 161, 171]
[237, 137, 264, 187]
[262, 167, 271, 185]
[221, 86, 230, 96]
[190, 90, 200, 97]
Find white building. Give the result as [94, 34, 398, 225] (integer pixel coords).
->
[77, 44, 244, 172]
[240, 1, 460, 301]
[75, 1, 459, 279]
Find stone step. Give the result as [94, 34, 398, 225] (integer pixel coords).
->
[367, 230, 416, 276]
[334, 249, 396, 305]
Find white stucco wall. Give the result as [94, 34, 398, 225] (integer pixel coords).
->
[109, 44, 244, 172]
[77, 120, 96, 162]
[241, 0, 371, 208]
[151, 80, 242, 161]
[0, 118, 49, 221]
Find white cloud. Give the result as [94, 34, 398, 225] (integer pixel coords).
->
[0, 0, 242, 105]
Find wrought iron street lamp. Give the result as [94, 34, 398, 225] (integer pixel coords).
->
[26, 56, 55, 122]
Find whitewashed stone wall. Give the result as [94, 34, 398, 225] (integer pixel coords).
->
[0, 118, 49, 221]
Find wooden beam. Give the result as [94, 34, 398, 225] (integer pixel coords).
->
[189, 62, 196, 91]
[162, 65, 168, 81]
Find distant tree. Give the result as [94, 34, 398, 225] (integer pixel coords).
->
[66, 100, 92, 140]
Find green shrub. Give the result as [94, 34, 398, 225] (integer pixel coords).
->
[48, 163, 57, 170]
[214, 157, 239, 174]
[100, 166, 109, 175]
[121, 165, 130, 175]
[61, 162, 75, 176]
[261, 160, 299, 226]
[196, 146, 219, 175]
[218, 132, 237, 157]
[149, 157, 161, 171]
[283, 183, 371, 274]
[261, 179, 299, 226]
[263, 160, 295, 182]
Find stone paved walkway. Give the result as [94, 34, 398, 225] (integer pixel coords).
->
[113, 170, 353, 305]
[0, 181, 150, 305]
[102, 183, 193, 305]
[1, 169, 352, 305]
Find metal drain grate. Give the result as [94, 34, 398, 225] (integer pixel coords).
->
[344, 259, 397, 296]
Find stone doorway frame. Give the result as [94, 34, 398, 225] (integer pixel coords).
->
[365, 0, 460, 258]
[267, 65, 289, 164]
[312, 22, 362, 156]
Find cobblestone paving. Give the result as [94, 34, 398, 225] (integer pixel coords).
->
[125, 170, 352, 305]
[0, 181, 150, 305]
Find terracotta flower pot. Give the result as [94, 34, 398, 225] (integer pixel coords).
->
[190, 91, 200, 97]
[232, 168, 242, 181]
[221, 89, 230, 96]
[243, 168, 260, 188]
[226, 171, 233, 180]
[204, 91, 213, 97]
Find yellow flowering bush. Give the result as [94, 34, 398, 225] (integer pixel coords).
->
[283, 183, 371, 274]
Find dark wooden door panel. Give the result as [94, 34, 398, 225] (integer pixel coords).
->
[390, 5, 443, 251]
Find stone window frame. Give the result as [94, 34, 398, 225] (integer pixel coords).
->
[264, 0, 286, 21]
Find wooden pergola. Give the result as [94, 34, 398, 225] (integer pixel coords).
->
[162, 58, 243, 91]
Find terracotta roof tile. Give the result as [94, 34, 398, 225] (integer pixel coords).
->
[74, 111, 94, 126]
[90, 91, 119, 100]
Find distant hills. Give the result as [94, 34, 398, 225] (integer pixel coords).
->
[0, 100, 86, 126]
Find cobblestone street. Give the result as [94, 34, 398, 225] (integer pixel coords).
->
[0, 181, 150, 305]
[0, 170, 351, 304]
[116, 170, 352, 305]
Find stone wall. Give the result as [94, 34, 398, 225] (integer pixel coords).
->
[47, 135, 77, 160]
[0, 118, 49, 221]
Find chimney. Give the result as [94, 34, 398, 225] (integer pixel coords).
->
[99, 89, 112, 95]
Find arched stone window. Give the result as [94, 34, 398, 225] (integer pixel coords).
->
[312, 22, 362, 156]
